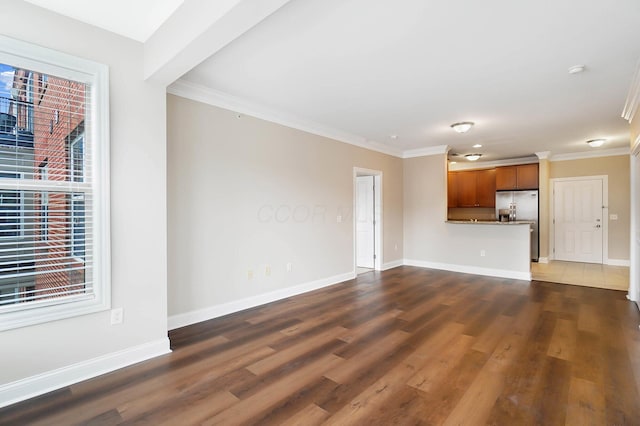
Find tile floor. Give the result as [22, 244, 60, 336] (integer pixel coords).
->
[531, 260, 629, 291]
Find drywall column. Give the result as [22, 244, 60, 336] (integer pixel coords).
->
[630, 114, 640, 306]
[536, 151, 550, 262]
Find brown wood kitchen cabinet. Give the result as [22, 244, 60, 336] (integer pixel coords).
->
[495, 163, 539, 190]
[451, 169, 496, 207]
[447, 171, 458, 207]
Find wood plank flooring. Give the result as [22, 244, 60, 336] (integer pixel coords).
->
[2, 266, 640, 425]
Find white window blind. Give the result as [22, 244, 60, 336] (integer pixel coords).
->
[0, 36, 110, 330]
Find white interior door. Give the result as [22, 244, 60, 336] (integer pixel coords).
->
[356, 175, 375, 268]
[553, 178, 603, 263]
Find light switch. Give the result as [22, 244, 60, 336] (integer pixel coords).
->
[610, 214, 618, 220]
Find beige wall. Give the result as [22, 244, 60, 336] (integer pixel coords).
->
[167, 95, 403, 319]
[549, 155, 630, 260]
[2, 1, 168, 386]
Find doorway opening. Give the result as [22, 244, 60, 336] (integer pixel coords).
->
[354, 168, 382, 274]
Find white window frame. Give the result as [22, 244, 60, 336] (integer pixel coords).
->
[0, 35, 111, 331]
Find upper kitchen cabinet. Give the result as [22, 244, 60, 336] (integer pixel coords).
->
[476, 169, 497, 206]
[447, 171, 458, 207]
[453, 169, 496, 207]
[495, 163, 539, 190]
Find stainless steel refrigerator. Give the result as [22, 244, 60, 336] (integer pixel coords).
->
[496, 190, 539, 261]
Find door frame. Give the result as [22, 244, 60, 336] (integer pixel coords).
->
[549, 175, 608, 264]
[353, 168, 382, 272]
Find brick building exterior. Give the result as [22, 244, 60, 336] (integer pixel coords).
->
[32, 71, 86, 296]
[4, 67, 87, 301]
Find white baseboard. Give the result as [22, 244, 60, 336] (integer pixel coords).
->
[607, 258, 630, 267]
[381, 259, 403, 271]
[538, 257, 549, 264]
[0, 338, 171, 409]
[403, 259, 531, 281]
[168, 271, 356, 330]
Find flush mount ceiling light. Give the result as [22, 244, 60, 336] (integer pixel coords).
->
[465, 153, 482, 161]
[450, 121, 474, 133]
[586, 138, 606, 147]
[568, 65, 586, 74]
[472, 143, 482, 148]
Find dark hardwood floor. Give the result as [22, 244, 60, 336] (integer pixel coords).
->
[2, 266, 640, 425]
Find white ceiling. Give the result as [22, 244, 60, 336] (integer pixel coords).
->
[23, 0, 184, 42]
[25, 0, 640, 161]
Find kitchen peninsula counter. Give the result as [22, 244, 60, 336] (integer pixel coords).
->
[446, 220, 534, 225]
[432, 220, 533, 281]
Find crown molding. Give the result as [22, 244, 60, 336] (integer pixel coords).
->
[168, 79, 631, 163]
[535, 151, 551, 160]
[167, 79, 404, 158]
[623, 60, 640, 122]
[402, 145, 450, 158]
[448, 156, 538, 171]
[550, 147, 630, 162]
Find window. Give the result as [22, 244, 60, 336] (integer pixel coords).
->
[0, 190, 21, 238]
[0, 172, 22, 239]
[71, 193, 85, 260]
[39, 162, 48, 242]
[26, 71, 34, 132]
[71, 134, 84, 183]
[0, 36, 110, 331]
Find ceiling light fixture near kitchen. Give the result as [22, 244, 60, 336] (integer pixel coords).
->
[568, 65, 586, 74]
[586, 138, 606, 147]
[472, 143, 482, 148]
[390, 135, 398, 140]
[450, 121, 474, 133]
[465, 154, 482, 161]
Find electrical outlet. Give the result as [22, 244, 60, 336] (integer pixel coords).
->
[286, 262, 292, 272]
[610, 214, 618, 220]
[336, 215, 342, 223]
[265, 265, 271, 276]
[247, 269, 254, 280]
[480, 250, 486, 257]
[110, 308, 123, 325]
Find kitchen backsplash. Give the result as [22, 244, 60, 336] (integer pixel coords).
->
[447, 207, 496, 221]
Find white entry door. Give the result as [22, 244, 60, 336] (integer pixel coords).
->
[553, 178, 604, 263]
[356, 175, 375, 268]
